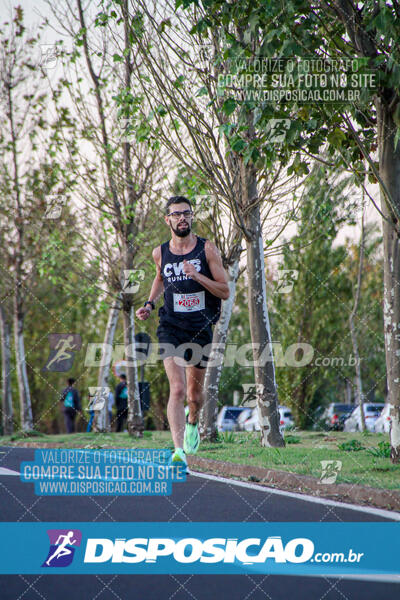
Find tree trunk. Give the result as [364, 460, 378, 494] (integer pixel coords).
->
[123, 302, 144, 436]
[200, 258, 240, 441]
[345, 378, 352, 404]
[244, 167, 285, 447]
[0, 306, 13, 435]
[93, 298, 121, 432]
[376, 99, 400, 462]
[13, 294, 33, 431]
[349, 203, 366, 431]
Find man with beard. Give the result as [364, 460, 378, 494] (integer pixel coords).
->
[136, 196, 229, 471]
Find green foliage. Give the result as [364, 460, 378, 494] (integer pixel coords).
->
[366, 441, 391, 458]
[272, 164, 354, 428]
[338, 439, 365, 452]
[10, 430, 45, 441]
[220, 430, 236, 443]
[284, 435, 301, 444]
[176, 0, 400, 184]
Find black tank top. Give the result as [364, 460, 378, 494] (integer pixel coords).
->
[158, 235, 221, 330]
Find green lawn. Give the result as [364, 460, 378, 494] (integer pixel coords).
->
[2, 430, 399, 490]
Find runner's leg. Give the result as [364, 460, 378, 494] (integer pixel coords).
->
[164, 356, 186, 449]
[186, 365, 206, 425]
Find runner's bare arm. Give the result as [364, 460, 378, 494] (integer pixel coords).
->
[135, 246, 164, 320]
[183, 240, 229, 300]
[149, 246, 165, 304]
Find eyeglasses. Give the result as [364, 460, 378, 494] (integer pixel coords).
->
[167, 210, 193, 219]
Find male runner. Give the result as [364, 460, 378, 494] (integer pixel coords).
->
[136, 196, 229, 470]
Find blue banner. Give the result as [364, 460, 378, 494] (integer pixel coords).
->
[0, 522, 398, 575]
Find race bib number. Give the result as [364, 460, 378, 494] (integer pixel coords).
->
[173, 291, 205, 313]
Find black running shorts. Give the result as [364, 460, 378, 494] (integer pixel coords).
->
[156, 321, 213, 369]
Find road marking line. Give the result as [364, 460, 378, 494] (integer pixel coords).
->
[271, 572, 400, 584]
[0, 467, 20, 476]
[191, 471, 400, 521]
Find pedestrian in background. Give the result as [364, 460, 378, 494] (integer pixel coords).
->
[115, 373, 128, 432]
[60, 378, 81, 434]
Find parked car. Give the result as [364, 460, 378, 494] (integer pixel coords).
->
[216, 406, 248, 432]
[242, 406, 294, 433]
[343, 403, 385, 432]
[243, 407, 260, 432]
[315, 403, 355, 431]
[279, 406, 294, 429]
[235, 408, 253, 431]
[374, 404, 391, 433]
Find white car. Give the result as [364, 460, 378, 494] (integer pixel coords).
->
[343, 403, 384, 432]
[243, 406, 294, 433]
[216, 406, 248, 432]
[279, 406, 294, 429]
[374, 404, 391, 433]
[235, 408, 253, 431]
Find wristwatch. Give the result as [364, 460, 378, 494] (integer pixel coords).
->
[144, 300, 155, 311]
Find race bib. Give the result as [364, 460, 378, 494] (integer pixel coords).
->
[173, 291, 205, 313]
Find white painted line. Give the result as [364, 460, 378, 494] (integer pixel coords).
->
[0, 467, 20, 476]
[280, 572, 400, 584]
[191, 471, 400, 521]
[327, 573, 400, 583]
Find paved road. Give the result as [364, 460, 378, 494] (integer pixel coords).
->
[0, 446, 398, 599]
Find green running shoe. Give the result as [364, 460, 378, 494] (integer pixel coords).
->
[184, 420, 200, 455]
[171, 447, 189, 473]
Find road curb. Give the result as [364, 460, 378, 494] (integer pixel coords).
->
[188, 456, 400, 513]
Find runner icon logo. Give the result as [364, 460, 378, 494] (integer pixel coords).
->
[42, 529, 82, 567]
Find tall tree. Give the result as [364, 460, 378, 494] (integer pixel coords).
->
[107, 0, 311, 446]
[0, 7, 61, 430]
[181, 0, 400, 460]
[273, 163, 353, 428]
[44, 0, 171, 435]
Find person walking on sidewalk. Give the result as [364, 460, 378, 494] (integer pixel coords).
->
[60, 378, 81, 434]
[115, 373, 128, 432]
[136, 196, 229, 470]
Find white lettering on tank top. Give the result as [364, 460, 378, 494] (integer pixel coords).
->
[163, 258, 201, 279]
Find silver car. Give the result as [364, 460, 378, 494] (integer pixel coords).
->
[343, 403, 384, 432]
[235, 408, 253, 431]
[374, 404, 391, 433]
[216, 406, 248, 432]
[243, 406, 294, 433]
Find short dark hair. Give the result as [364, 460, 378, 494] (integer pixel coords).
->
[165, 196, 192, 215]
[120, 373, 126, 380]
[67, 378, 76, 386]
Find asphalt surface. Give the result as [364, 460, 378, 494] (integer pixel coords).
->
[0, 446, 398, 599]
